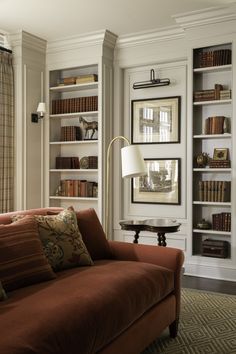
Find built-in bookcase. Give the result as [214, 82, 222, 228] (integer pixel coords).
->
[48, 64, 101, 216]
[191, 43, 232, 259]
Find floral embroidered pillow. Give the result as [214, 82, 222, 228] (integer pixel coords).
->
[12, 208, 93, 271]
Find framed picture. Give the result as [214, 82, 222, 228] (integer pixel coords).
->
[213, 148, 228, 160]
[132, 158, 181, 205]
[131, 96, 180, 144]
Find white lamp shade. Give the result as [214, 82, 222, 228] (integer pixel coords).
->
[37, 102, 46, 114]
[121, 145, 147, 178]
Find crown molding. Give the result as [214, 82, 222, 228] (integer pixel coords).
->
[173, 5, 236, 30]
[47, 29, 117, 54]
[116, 26, 184, 48]
[9, 30, 46, 54]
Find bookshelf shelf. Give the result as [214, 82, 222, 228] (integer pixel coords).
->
[193, 134, 231, 139]
[193, 229, 231, 236]
[193, 201, 231, 206]
[49, 196, 98, 201]
[50, 111, 98, 119]
[191, 43, 232, 261]
[50, 169, 98, 172]
[193, 99, 232, 106]
[50, 82, 98, 92]
[50, 140, 98, 145]
[193, 168, 231, 172]
[193, 64, 232, 73]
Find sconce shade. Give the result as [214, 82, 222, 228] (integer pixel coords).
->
[37, 102, 46, 116]
[121, 145, 147, 178]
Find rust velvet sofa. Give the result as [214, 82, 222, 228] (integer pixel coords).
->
[0, 207, 184, 354]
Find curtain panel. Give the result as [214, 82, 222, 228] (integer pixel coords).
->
[0, 51, 14, 212]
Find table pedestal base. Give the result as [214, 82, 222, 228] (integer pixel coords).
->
[157, 232, 167, 247]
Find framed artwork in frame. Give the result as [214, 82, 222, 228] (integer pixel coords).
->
[132, 158, 181, 205]
[131, 96, 181, 144]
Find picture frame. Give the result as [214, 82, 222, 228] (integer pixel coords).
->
[131, 96, 181, 144]
[132, 158, 181, 205]
[213, 148, 228, 161]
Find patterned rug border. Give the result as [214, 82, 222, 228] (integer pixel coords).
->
[182, 287, 236, 297]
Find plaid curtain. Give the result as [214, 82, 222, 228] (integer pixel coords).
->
[0, 51, 14, 212]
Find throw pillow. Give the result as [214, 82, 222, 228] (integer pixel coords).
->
[0, 216, 56, 292]
[13, 208, 93, 271]
[0, 281, 7, 301]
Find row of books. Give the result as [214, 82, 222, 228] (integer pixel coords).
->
[56, 74, 98, 86]
[212, 212, 231, 232]
[197, 49, 231, 68]
[193, 84, 224, 102]
[204, 116, 229, 135]
[57, 179, 98, 198]
[55, 156, 98, 169]
[209, 160, 231, 168]
[61, 126, 82, 141]
[51, 96, 98, 114]
[198, 180, 231, 202]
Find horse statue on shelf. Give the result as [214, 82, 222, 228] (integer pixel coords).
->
[79, 117, 98, 139]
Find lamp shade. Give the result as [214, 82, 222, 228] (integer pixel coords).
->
[121, 145, 147, 178]
[37, 102, 46, 114]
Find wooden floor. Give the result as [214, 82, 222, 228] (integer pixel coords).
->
[182, 274, 236, 295]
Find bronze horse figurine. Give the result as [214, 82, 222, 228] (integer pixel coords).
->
[79, 117, 98, 139]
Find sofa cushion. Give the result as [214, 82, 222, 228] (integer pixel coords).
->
[0, 259, 174, 354]
[13, 208, 93, 271]
[0, 216, 56, 292]
[76, 208, 112, 260]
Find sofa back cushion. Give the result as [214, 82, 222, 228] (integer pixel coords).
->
[0, 216, 56, 291]
[75, 208, 112, 260]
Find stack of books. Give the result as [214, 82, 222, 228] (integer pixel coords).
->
[60, 126, 82, 141]
[76, 74, 98, 84]
[220, 90, 231, 100]
[209, 160, 231, 168]
[88, 156, 98, 169]
[198, 49, 231, 67]
[212, 212, 231, 232]
[198, 180, 231, 202]
[193, 84, 223, 102]
[51, 96, 98, 114]
[204, 116, 228, 134]
[58, 180, 98, 198]
[55, 157, 80, 169]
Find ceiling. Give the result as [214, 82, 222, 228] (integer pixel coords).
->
[0, 0, 235, 42]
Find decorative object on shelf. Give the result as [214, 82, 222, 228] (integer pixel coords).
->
[133, 69, 170, 89]
[79, 117, 98, 140]
[132, 158, 181, 205]
[196, 218, 211, 230]
[31, 102, 46, 123]
[105, 136, 146, 236]
[213, 147, 228, 161]
[131, 96, 180, 144]
[196, 152, 209, 168]
[201, 239, 229, 258]
[80, 157, 89, 169]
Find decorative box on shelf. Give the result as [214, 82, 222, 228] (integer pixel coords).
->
[201, 239, 229, 258]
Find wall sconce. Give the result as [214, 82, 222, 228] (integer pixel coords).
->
[31, 102, 46, 123]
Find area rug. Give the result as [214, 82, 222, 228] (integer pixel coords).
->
[142, 288, 236, 354]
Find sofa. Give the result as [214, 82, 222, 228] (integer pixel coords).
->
[0, 207, 184, 354]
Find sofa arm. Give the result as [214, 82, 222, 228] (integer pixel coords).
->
[109, 241, 184, 318]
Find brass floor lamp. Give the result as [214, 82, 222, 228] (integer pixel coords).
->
[105, 136, 146, 237]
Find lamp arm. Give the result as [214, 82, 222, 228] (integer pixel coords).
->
[105, 136, 130, 237]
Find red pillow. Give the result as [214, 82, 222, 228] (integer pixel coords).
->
[0, 216, 56, 292]
[76, 209, 112, 260]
